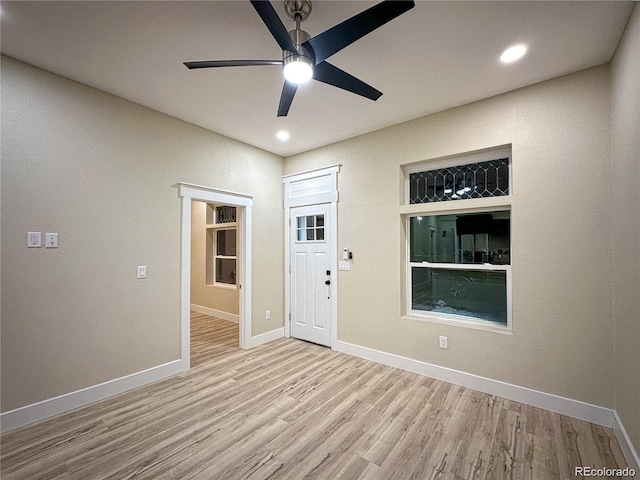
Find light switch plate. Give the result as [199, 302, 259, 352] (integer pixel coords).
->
[27, 232, 42, 248]
[45, 233, 59, 248]
[137, 266, 147, 279]
[339, 261, 350, 271]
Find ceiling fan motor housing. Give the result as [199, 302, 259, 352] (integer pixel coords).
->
[283, 28, 314, 67]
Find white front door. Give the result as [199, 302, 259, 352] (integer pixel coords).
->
[290, 204, 332, 347]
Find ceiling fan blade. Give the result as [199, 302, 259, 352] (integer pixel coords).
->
[184, 60, 282, 69]
[277, 81, 298, 117]
[250, 0, 299, 54]
[313, 62, 382, 101]
[303, 1, 415, 64]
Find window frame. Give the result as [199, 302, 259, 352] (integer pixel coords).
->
[405, 210, 512, 331]
[213, 227, 237, 287]
[401, 147, 513, 332]
[205, 203, 238, 290]
[403, 146, 512, 205]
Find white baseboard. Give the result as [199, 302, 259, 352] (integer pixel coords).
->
[613, 410, 640, 473]
[0, 359, 186, 434]
[190, 304, 239, 324]
[334, 340, 615, 428]
[249, 328, 284, 348]
[334, 341, 640, 473]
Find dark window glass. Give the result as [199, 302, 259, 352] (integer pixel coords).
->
[216, 229, 236, 256]
[411, 267, 507, 324]
[409, 212, 510, 265]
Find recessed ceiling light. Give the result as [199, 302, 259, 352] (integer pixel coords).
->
[500, 44, 527, 64]
[276, 130, 290, 141]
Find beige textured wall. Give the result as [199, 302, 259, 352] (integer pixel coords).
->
[611, 4, 640, 456]
[285, 66, 614, 408]
[0, 56, 284, 412]
[190, 201, 239, 315]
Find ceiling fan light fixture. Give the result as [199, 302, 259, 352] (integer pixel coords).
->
[283, 26, 314, 84]
[283, 54, 314, 84]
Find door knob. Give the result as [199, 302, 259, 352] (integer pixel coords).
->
[325, 280, 331, 285]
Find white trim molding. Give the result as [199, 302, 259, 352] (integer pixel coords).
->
[334, 340, 616, 428]
[177, 182, 253, 353]
[613, 410, 640, 473]
[283, 164, 340, 208]
[283, 165, 340, 347]
[334, 339, 639, 470]
[248, 328, 285, 348]
[0, 359, 185, 433]
[190, 304, 239, 324]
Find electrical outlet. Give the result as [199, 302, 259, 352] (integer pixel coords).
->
[266, 310, 271, 320]
[27, 232, 42, 248]
[439, 336, 448, 349]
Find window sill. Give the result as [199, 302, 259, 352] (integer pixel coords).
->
[207, 283, 238, 291]
[402, 312, 513, 334]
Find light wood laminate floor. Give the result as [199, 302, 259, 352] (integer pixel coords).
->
[1, 312, 633, 479]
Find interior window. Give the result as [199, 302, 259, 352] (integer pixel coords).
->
[409, 210, 510, 326]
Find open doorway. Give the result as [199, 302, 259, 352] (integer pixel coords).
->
[190, 201, 240, 366]
[177, 183, 253, 369]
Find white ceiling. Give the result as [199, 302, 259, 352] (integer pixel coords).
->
[0, 1, 634, 156]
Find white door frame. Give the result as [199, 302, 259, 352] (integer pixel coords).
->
[178, 182, 253, 367]
[283, 165, 339, 348]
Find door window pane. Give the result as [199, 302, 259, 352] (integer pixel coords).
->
[296, 214, 325, 243]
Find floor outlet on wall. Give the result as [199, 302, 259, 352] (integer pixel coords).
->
[266, 310, 271, 320]
[439, 336, 448, 349]
[137, 266, 147, 279]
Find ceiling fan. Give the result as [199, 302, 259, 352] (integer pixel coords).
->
[184, 0, 415, 117]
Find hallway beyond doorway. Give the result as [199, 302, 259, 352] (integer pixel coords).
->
[190, 311, 239, 367]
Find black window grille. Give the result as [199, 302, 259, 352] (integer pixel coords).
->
[216, 206, 236, 223]
[409, 158, 509, 204]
